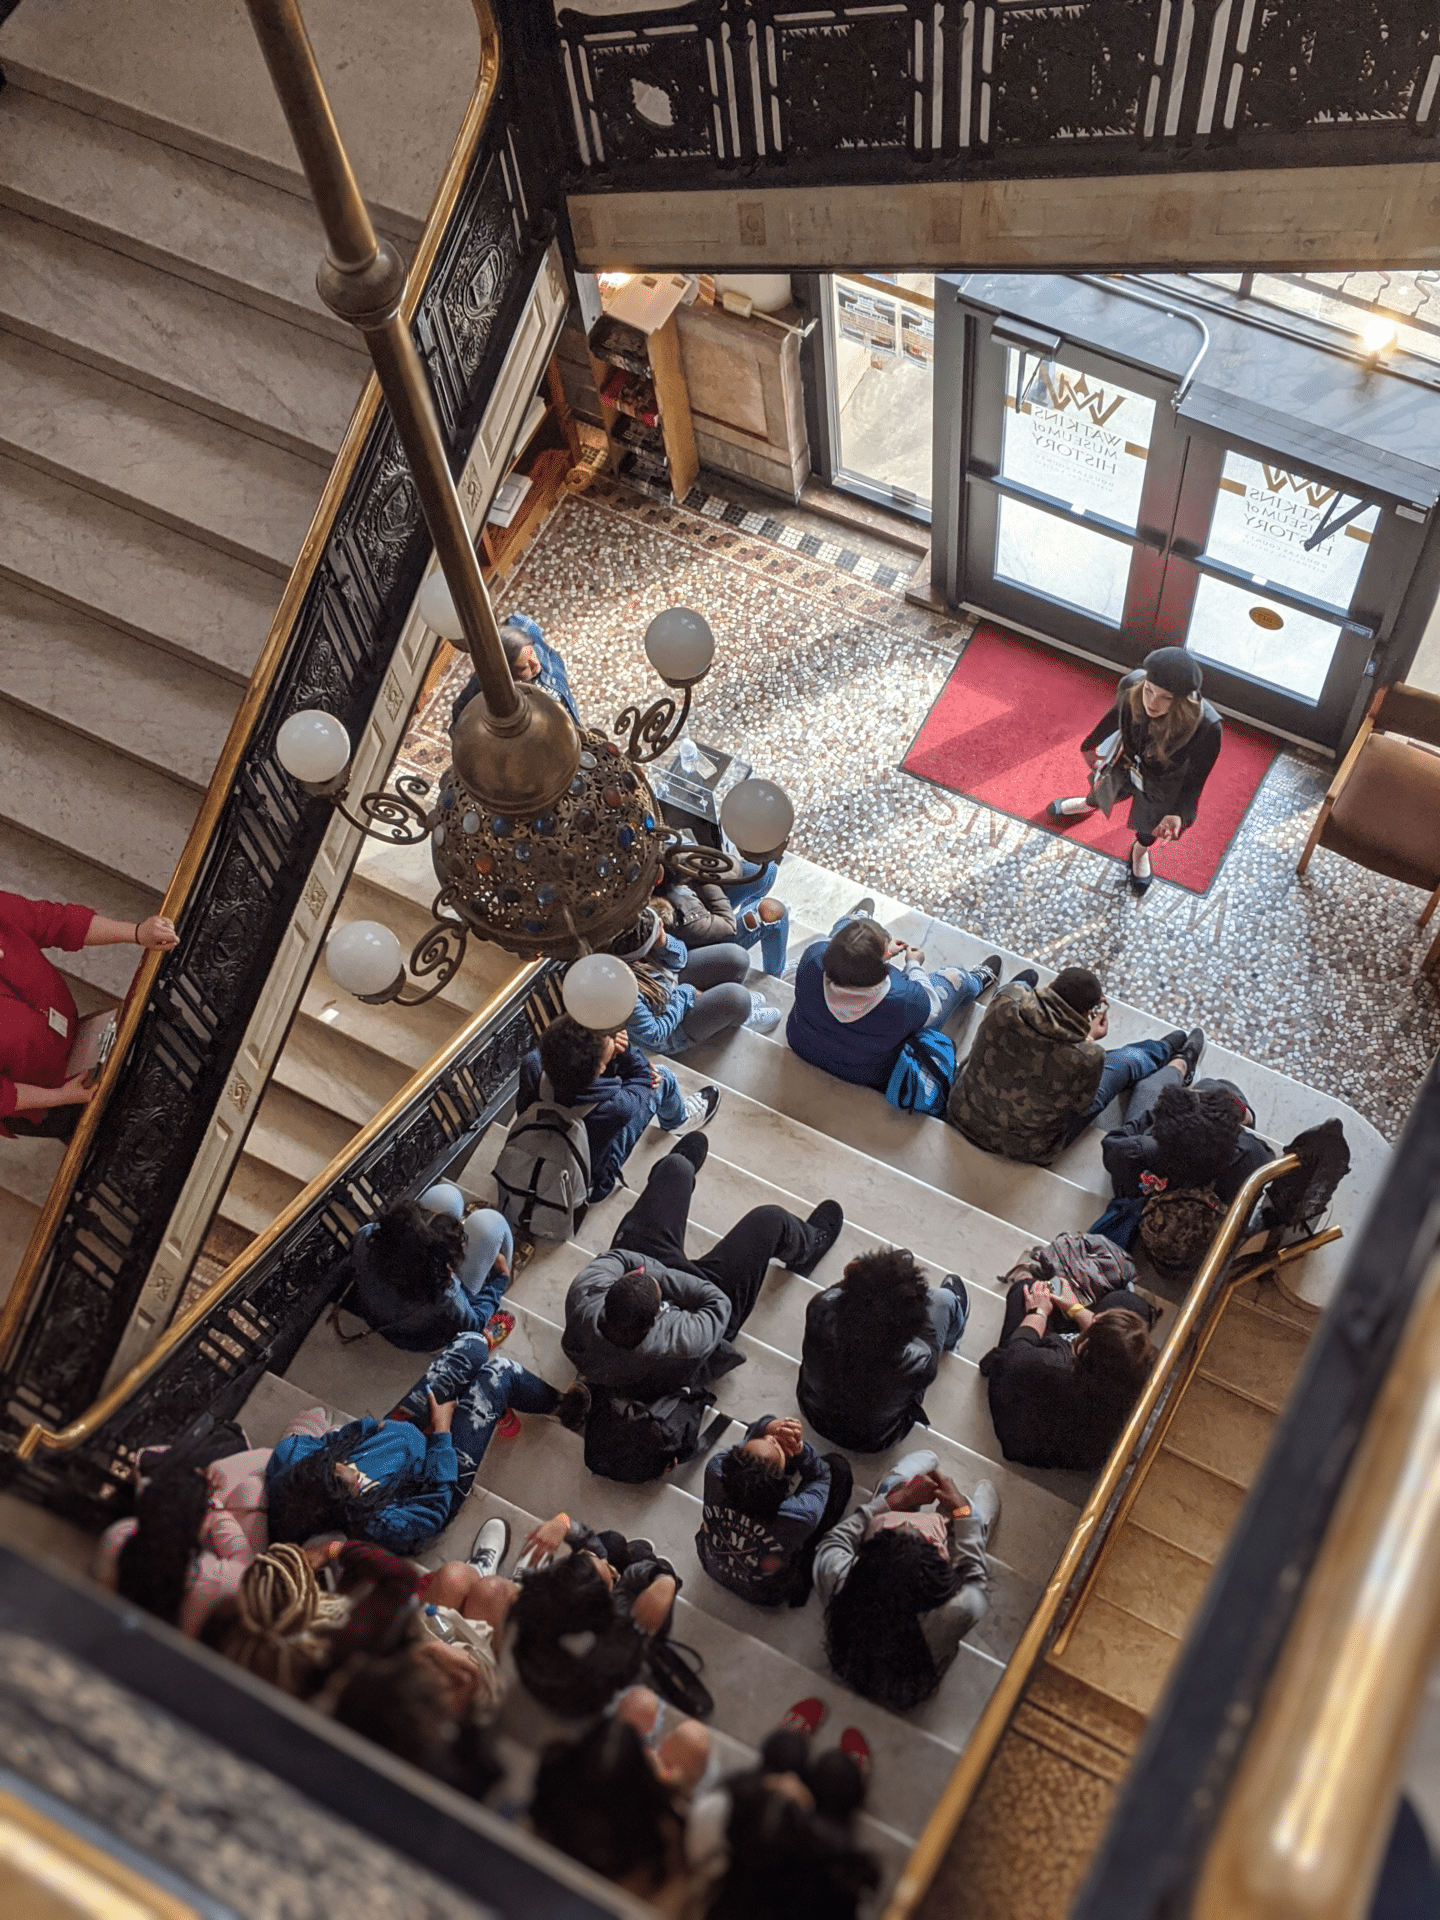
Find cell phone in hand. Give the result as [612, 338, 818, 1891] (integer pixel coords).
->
[1049, 1278, 1064, 1297]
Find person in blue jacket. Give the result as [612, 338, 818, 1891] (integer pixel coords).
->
[265, 1333, 561, 1557]
[697, 1414, 853, 1608]
[340, 1184, 514, 1353]
[785, 902, 1002, 1093]
[450, 612, 580, 728]
[518, 1015, 719, 1206]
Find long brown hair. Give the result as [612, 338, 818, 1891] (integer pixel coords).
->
[1124, 678, 1202, 764]
[631, 959, 674, 1012]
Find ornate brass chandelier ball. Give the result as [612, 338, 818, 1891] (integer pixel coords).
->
[428, 728, 670, 960]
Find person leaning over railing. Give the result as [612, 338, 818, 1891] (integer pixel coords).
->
[0, 891, 177, 1138]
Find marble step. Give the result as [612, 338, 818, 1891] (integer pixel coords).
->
[216, 1152, 308, 1243]
[0, 331, 322, 574]
[680, 1019, 1105, 1246]
[0, 86, 360, 347]
[0, 696, 195, 894]
[0, 451, 281, 684]
[0, 1136, 68, 1210]
[236, 1081, 357, 1195]
[268, 1011, 416, 1134]
[1196, 1293, 1313, 1415]
[0, 1, 456, 242]
[298, 975, 462, 1081]
[1092, 1523, 1213, 1646]
[0, 205, 361, 463]
[1129, 1449, 1247, 1567]
[1163, 1374, 1281, 1489]
[0, 821, 163, 1000]
[1049, 1592, 1181, 1721]
[0, 580, 239, 793]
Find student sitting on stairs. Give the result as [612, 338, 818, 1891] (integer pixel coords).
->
[519, 1013, 721, 1207]
[797, 1248, 970, 1455]
[947, 962, 1205, 1164]
[266, 1333, 562, 1556]
[338, 1183, 516, 1353]
[697, 1415, 853, 1608]
[562, 1131, 844, 1401]
[979, 1268, 1156, 1472]
[529, 1690, 710, 1907]
[688, 1698, 878, 1920]
[814, 1454, 998, 1713]
[786, 899, 1001, 1093]
[617, 906, 782, 1052]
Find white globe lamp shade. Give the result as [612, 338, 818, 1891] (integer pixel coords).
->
[720, 778, 794, 859]
[327, 920, 404, 999]
[644, 607, 716, 686]
[275, 709, 351, 785]
[418, 571, 466, 640]
[562, 953, 639, 1032]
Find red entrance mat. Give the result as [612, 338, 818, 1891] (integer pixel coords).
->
[901, 622, 1280, 895]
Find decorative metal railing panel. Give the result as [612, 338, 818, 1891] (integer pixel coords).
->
[555, 0, 1440, 187]
[0, 89, 554, 1445]
[9, 971, 549, 1528]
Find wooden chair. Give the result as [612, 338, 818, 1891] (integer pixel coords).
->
[1297, 680, 1440, 968]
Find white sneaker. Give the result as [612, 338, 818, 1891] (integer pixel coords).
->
[968, 1480, 1000, 1538]
[468, 1515, 510, 1577]
[681, 1085, 722, 1128]
[745, 992, 781, 1033]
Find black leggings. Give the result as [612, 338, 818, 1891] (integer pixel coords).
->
[612, 1149, 821, 1341]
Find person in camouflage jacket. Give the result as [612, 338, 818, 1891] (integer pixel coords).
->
[947, 967, 1188, 1165]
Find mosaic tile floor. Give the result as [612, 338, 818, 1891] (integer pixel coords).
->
[407, 475, 1440, 1142]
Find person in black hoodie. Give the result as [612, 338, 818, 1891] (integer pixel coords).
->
[1092, 1074, 1271, 1253]
[979, 1279, 1155, 1472]
[796, 1249, 969, 1453]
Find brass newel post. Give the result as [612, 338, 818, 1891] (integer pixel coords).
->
[242, 0, 522, 732]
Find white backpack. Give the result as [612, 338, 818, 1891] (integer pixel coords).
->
[492, 1083, 592, 1240]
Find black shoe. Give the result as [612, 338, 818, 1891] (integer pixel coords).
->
[1012, 967, 1040, 990]
[975, 953, 1003, 992]
[942, 1274, 969, 1318]
[682, 1084, 721, 1130]
[848, 897, 876, 919]
[674, 1130, 710, 1173]
[1176, 1027, 1206, 1083]
[1047, 797, 1096, 821]
[1127, 843, 1153, 895]
[791, 1200, 843, 1277]
[624, 1537, 657, 1566]
[1160, 1028, 1186, 1053]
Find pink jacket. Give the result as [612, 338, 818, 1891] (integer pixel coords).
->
[97, 1448, 271, 1636]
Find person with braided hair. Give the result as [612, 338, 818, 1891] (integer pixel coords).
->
[203, 1543, 349, 1695]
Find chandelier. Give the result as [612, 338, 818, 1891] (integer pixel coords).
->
[246, 0, 792, 1008]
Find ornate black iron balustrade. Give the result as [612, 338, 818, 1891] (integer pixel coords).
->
[553, 0, 1440, 190]
[0, 67, 560, 1448]
[6, 969, 552, 1529]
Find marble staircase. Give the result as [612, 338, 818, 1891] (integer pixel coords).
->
[0, 42, 374, 1296]
[233, 852, 1385, 1907]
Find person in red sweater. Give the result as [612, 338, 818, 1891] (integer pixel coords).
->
[0, 892, 177, 1138]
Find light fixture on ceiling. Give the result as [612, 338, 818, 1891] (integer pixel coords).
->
[245, 0, 790, 1002]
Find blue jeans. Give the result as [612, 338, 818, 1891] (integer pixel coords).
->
[1067, 1037, 1176, 1143]
[651, 1064, 688, 1131]
[397, 1331, 558, 1515]
[828, 913, 986, 1031]
[455, 1209, 514, 1327]
[927, 1283, 967, 1354]
[724, 861, 790, 977]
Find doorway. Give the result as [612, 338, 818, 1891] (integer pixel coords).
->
[931, 276, 1440, 751]
[814, 272, 935, 520]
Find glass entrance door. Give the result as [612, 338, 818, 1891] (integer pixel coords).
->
[819, 273, 935, 517]
[952, 315, 1403, 746]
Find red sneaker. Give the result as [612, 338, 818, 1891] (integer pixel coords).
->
[780, 1697, 826, 1738]
[839, 1727, 871, 1782]
[484, 1309, 515, 1351]
[496, 1410, 522, 1439]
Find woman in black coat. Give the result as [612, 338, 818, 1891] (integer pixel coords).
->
[797, 1249, 968, 1454]
[1048, 647, 1223, 895]
[1093, 1075, 1272, 1254]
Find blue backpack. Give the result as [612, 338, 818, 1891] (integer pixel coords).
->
[885, 1027, 957, 1117]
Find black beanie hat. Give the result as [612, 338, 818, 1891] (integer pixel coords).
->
[1142, 647, 1203, 697]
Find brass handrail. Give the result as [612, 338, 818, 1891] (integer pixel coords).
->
[883, 1151, 1304, 1920]
[0, 0, 502, 1372]
[14, 960, 540, 1463]
[1193, 1246, 1440, 1920]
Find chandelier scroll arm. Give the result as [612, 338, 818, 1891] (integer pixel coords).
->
[387, 890, 471, 1007]
[331, 773, 436, 846]
[612, 683, 694, 764]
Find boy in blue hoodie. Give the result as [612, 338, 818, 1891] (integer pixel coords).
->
[786, 906, 1001, 1093]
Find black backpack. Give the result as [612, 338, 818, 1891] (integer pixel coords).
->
[581, 1386, 714, 1484]
[1261, 1118, 1351, 1232]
